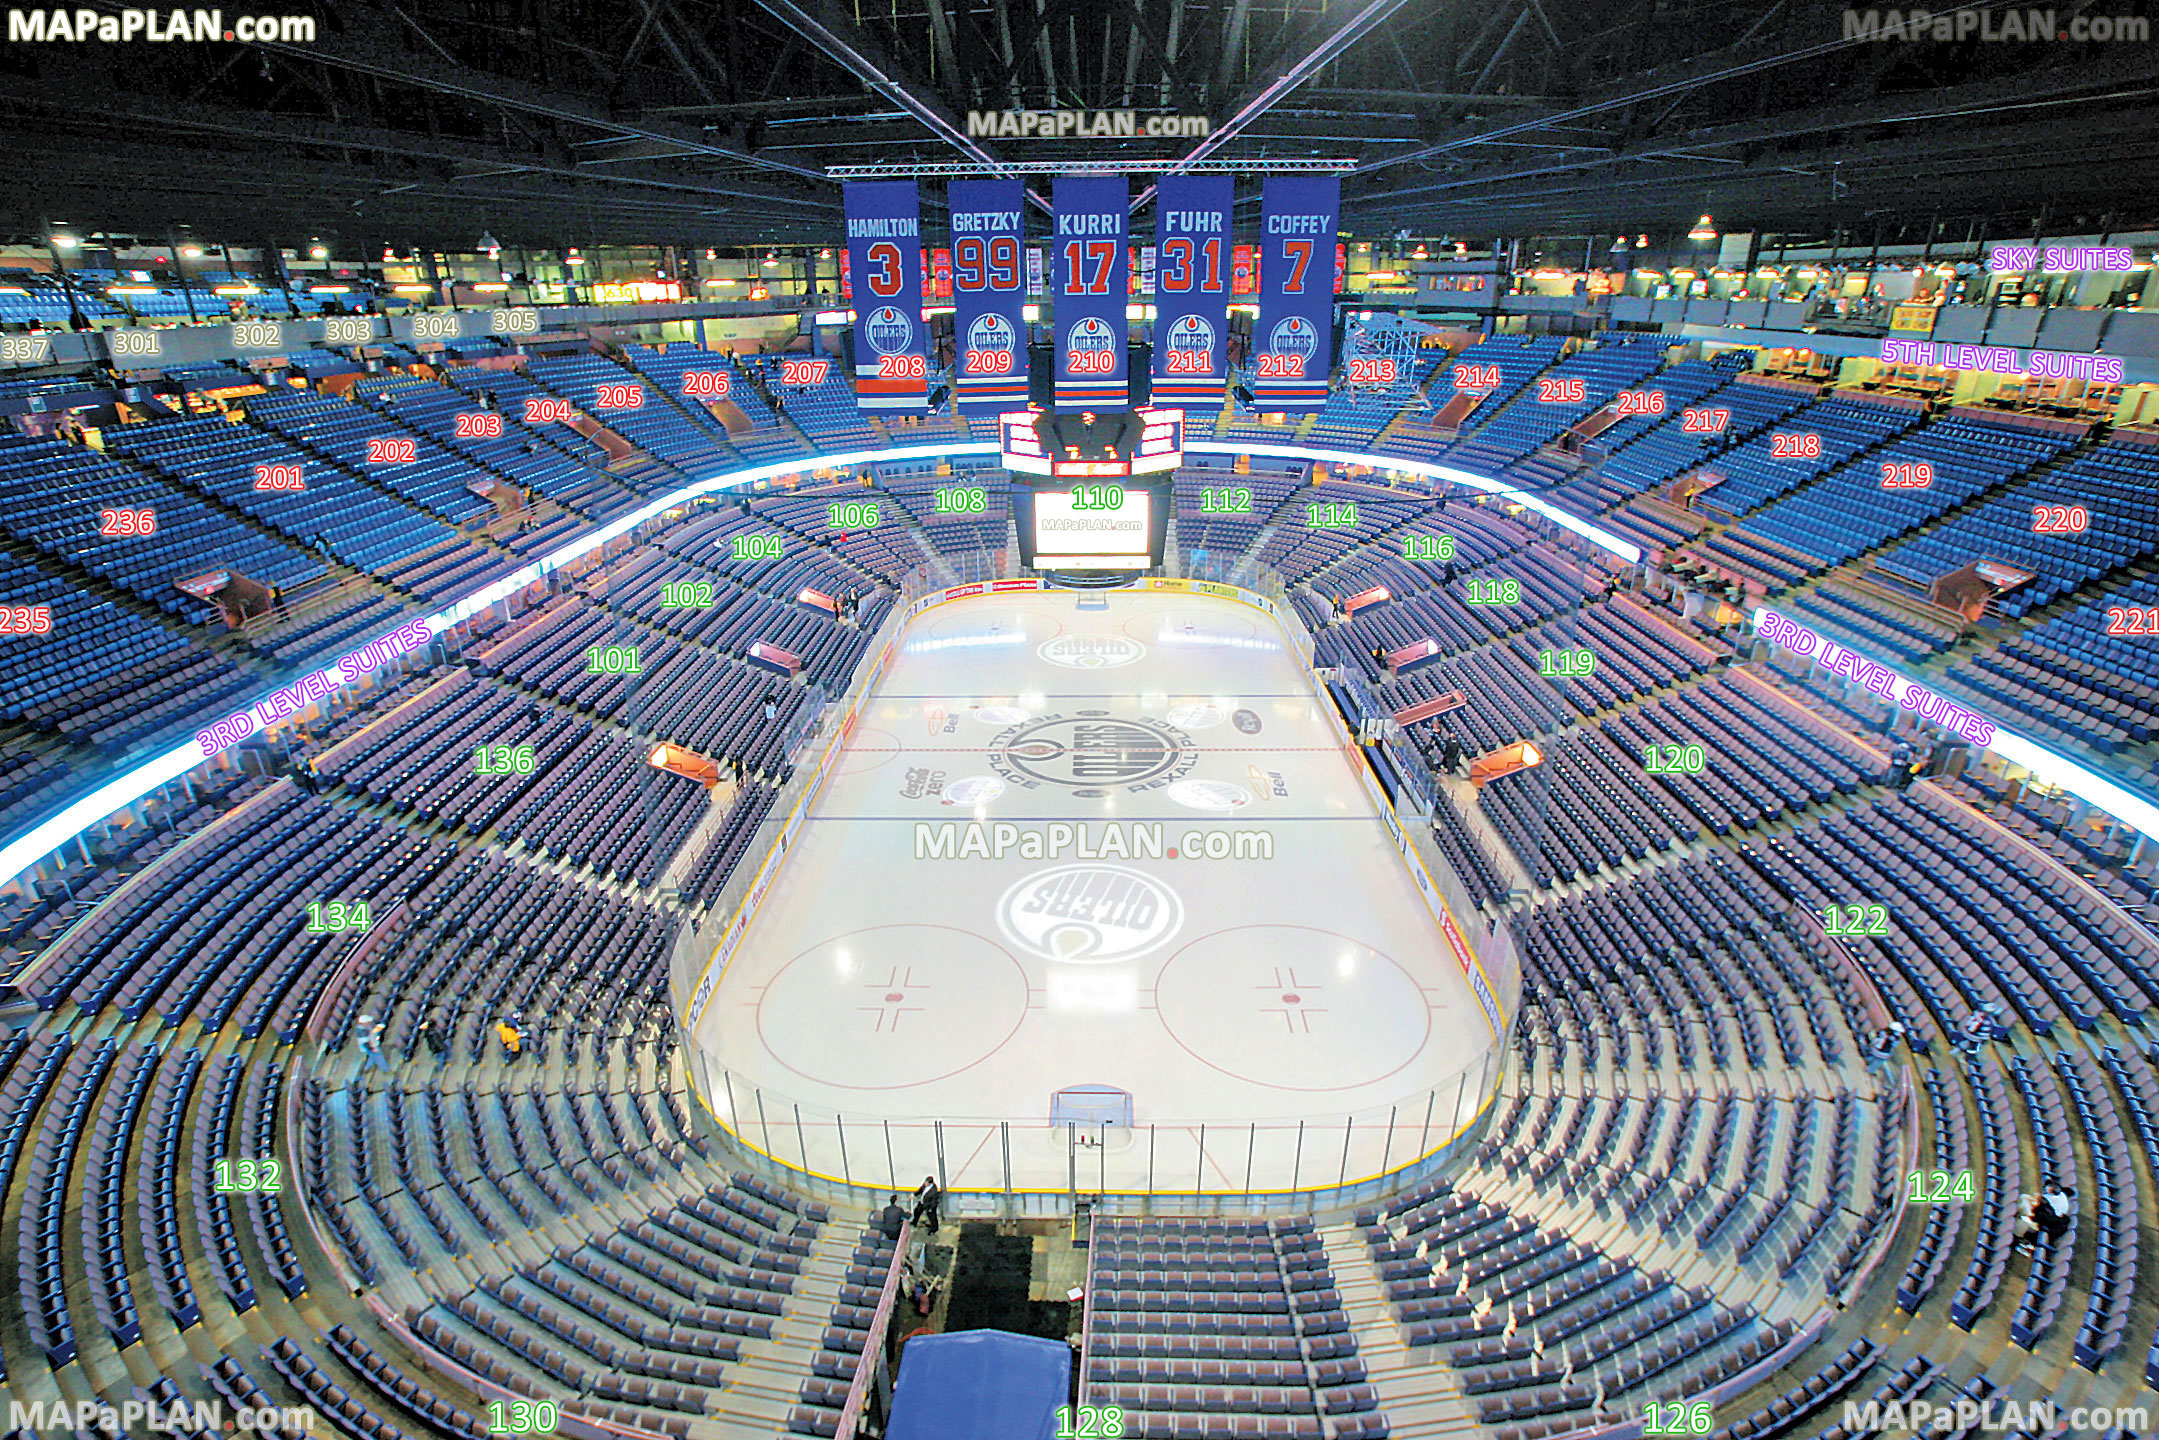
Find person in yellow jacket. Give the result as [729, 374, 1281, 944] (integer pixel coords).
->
[496, 1016, 524, 1062]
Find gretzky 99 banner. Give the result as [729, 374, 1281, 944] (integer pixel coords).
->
[1053, 174, 1131, 410]
[1149, 174, 1233, 405]
[947, 178, 1028, 414]
[1252, 175, 1340, 411]
[843, 180, 930, 410]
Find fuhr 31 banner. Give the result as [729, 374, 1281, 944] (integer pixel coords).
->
[1149, 174, 1233, 407]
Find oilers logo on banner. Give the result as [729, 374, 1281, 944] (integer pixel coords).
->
[1267, 315, 1319, 367]
[967, 313, 1016, 370]
[1067, 315, 1117, 360]
[865, 305, 914, 356]
[1165, 314, 1215, 365]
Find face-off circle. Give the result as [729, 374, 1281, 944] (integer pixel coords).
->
[989, 713, 1196, 792]
[756, 926, 1029, 1088]
[998, 863, 1184, 964]
[1153, 926, 1432, 1091]
[1038, 634, 1146, 669]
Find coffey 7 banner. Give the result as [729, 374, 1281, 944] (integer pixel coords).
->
[1252, 175, 1339, 411]
[947, 179, 1028, 414]
[1149, 174, 1233, 406]
[1053, 174, 1130, 411]
[843, 180, 930, 410]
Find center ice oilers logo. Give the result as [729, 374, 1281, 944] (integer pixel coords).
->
[1163, 314, 1215, 366]
[998, 863, 1184, 963]
[1038, 634, 1145, 670]
[1065, 315, 1117, 363]
[864, 305, 914, 356]
[989, 713, 1195, 792]
[966, 313, 1016, 371]
[1266, 315, 1319, 368]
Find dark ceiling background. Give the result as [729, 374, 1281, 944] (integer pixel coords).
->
[1, 0, 2155, 250]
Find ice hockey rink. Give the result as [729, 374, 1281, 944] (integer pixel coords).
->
[687, 586, 1502, 1196]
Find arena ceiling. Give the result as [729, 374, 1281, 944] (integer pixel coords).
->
[1, 0, 2156, 251]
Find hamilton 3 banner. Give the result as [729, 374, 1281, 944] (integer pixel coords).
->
[947, 178, 1029, 414]
[1252, 175, 1339, 411]
[1053, 173, 1131, 411]
[1149, 174, 1233, 406]
[842, 180, 930, 410]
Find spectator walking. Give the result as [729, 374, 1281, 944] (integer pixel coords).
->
[420, 1011, 449, 1063]
[356, 1014, 391, 1074]
[762, 690, 780, 722]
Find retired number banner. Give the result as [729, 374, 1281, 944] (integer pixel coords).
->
[843, 180, 930, 410]
[1053, 174, 1131, 411]
[947, 178, 1029, 414]
[1149, 174, 1233, 406]
[1252, 175, 1339, 412]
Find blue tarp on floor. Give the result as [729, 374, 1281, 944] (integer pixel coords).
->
[885, 1330, 1071, 1440]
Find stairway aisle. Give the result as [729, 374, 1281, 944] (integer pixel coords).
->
[1319, 1222, 1482, 1439]
[711, 1220, 863, 1431]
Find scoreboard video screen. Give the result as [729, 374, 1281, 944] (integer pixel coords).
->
[1022, 482, 1159, 570]
[1000, 406, 1180, 571]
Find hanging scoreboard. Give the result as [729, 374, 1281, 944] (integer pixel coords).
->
[1252, 176, 1340, 412]
[1053, 174, 1132, 411]
[842, 180, 930, 410]
[1150, 174, 1233, 406]
[947, 178, 1029, 414]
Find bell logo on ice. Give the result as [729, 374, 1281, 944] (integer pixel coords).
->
[1267, 315, 1319, 365]
[1066, 315, 1117, 357]
[966, 313, 1016, 367]
[864, 305, 914, 356]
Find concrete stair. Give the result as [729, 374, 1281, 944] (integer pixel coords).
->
[1320, 1223, 1482, 1438]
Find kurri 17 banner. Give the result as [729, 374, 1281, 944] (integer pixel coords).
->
[843, 180, 929, 410]
[1053, 174, 1131, 410]
[1149, 173, 1233, 406]
[1252, 175, 1339, 411]
[947, 178, 1029, 414]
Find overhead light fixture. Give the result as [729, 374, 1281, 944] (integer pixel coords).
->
[108, 285, 156, 296]
[818, 248, 832, 259]
[309, 245, 328, 259]
[213, 284, 257, 295]
[1688, 215, 1716, 241]
[181, 245, 203, 259]
[472, 282, 509, 293]
[50, 234, 78, 250]
[1636, 233, 1649, 246]
[392, 283, 433, 294]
